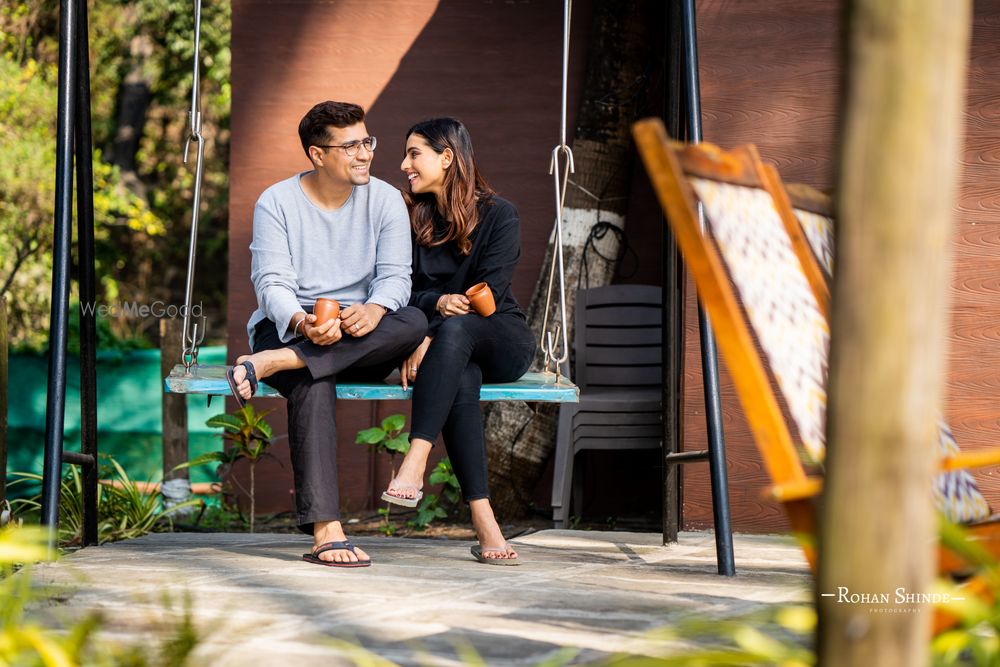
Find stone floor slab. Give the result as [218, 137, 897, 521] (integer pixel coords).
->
[24, 530, 811, 666]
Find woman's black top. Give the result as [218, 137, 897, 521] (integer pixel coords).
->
[408, 195, 526, 335]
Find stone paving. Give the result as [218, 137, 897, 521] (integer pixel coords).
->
[26, 530, 812, 666]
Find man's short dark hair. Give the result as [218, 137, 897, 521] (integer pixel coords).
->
[298, 101, 365, 157]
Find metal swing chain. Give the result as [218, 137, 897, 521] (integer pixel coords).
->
[540, 0, 574, 377]
[180, 0, 207, 371]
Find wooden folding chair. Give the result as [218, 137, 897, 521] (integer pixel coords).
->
[631, 118, 1000, 586]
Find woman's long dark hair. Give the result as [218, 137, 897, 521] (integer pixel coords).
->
[404, 118, 494, 255]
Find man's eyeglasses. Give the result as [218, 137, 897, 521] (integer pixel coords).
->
[316, 136, 377, 157]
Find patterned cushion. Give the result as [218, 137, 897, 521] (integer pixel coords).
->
[691, 178, 991, 523]
[795, 209, 835, 278]
[692, 178, 829, 464]
[934, 424, 991, 522]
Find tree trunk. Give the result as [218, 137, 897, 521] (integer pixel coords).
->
[0, 296, 7, 512]
[818, 1, 971, 664]
[249, 460, 256, 534]
[484, 0, 656, 517]
[109, 32, 153, 200]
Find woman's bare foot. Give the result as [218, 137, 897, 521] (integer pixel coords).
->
[384, 439, 433, 501]
[230, 349, 302, 400]
[312, 520, 370, 564]
[470, 499, 517, 560]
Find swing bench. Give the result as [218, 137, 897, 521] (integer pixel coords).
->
[164, 366, 578, 403]
[163, 1, 579, 406]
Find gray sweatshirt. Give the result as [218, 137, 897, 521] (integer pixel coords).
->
[246, 173, 412, 346]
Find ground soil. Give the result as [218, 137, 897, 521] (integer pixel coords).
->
[173, 505, 657, 539]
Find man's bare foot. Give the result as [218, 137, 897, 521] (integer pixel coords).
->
[470, 499, 517, 560]
[384, 440, 432, 501]
[312, 520, 369, 564]
[231, 349, 295, 400]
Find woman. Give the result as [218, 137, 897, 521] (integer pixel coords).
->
[385, 118, 536, 564]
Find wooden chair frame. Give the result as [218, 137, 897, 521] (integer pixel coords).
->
[633, 118, 1000, 618]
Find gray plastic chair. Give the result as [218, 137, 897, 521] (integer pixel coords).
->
[551, 285, 663, 526]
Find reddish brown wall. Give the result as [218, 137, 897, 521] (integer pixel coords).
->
[682, 0, 1000, 531]
[231, 0, 1000, 531]
[228, 1, 590, 515]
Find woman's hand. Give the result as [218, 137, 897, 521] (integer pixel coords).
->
[302, 313, 342, 346]
[400, 336, 433, 390]
[436, 294, 471, 318]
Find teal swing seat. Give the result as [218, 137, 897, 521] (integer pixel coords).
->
[164, 364, 578, 402]
[165, 3, 580, 407]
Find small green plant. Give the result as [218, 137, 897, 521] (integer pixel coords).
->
[407, 458, 461, 531]
[9, 456, 201, 546]
[178, 404, 275, 533]
[356, 414, 411, 461]
[407, 495, 447, 531]
[356, 414, 410, 534]
[376, 508, 397, 536]
[430, 457, 461, 505]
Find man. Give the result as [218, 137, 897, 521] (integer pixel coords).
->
[228, 101, 426, 567]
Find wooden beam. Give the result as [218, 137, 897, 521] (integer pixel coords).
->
[160, 318, 189, 489]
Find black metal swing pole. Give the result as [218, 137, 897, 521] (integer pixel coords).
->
[661, 0, 685, 546]
[681, 0, 735, 576]
[41, 0, 80, 535]
[75, 0, 99, 547]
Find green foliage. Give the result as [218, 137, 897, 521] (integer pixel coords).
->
[407, 459, 461, 531]
[356, 418, 462, 532]
[65, 299, 154, 356]
[355, 414, 410, 455]
[178, 405, 275, 532]
[0, 524, 202, 666]
[375, 507, 397, 537]
[407, 494, 447, 531]
[429, 457, 461, 506]
[9, 456, 201, 546]
[929, 519, 1000, 665]
[356, 414, 411, 535]
[0, 0, 231, 350]
[201, 404, 275, 465]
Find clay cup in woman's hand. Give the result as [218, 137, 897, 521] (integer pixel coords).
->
[465, 282, 496, 317]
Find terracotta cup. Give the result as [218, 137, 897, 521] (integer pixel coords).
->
[464, 282, 496, 317]
[313, 298, 341, 326]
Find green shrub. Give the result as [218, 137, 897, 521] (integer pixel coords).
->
[176, 404, 274, 533]
[9, 455, 201, 546]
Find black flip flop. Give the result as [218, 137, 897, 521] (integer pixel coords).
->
[303, 540, 372, 568]
[226, 360, 258, 408]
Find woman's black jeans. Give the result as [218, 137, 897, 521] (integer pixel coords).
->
[410, 312, 535, 502]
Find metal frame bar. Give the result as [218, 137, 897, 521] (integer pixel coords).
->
[682, 0, 735, 576]
[42, 0, 99, 547]
[658, 0, 736, 576]
[661, 0, 685, 547]
[75, 0, 98, 546]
